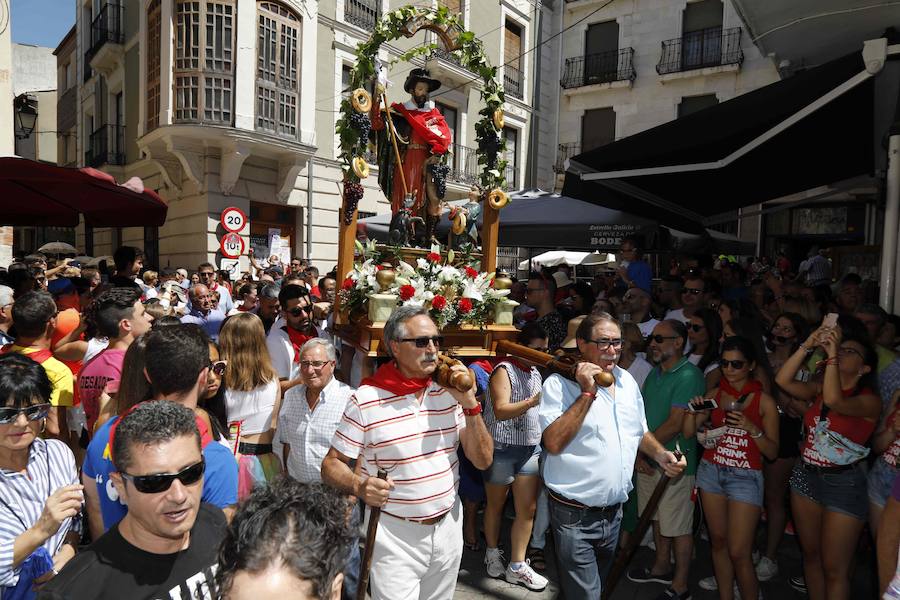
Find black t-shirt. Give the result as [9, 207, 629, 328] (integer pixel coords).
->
[39, 503, 226, 600]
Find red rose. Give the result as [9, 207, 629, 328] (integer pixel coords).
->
[399, 285, 416, 301]
[432, 295, 447, 311]
[375, 264, 384, 271]
[464, 266, 478, 279]
[458, 298, 473, 313]
[427, 252, 441, 263]
[341, 277, 354, 290]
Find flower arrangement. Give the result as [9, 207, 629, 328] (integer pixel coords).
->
[340, 242, 509, 329]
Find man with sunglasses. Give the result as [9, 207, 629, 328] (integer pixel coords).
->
[539, 313, 686, 600]
[267, 285, 324, 394]
[628, 320, 704, 600]
[323, 306, 493, 600]
[621, 287, 660, 339]
[665, 275, 706, 325]
[41, 401, 226, 600]
[181, 284, 226, 341]
[195, 262, 234, 314]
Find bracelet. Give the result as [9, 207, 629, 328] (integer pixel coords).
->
[462, 404, 482, 417]
[824, 357, 839, 366]
[579, 391, 595, 400]
[750, 430, 764, 439]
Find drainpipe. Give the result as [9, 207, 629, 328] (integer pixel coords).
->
[527, 0, 542, 189]
[885, 130, 900, 311]
[306, 158, 314, 260]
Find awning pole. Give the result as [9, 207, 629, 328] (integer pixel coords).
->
[881, 134, 900, 311]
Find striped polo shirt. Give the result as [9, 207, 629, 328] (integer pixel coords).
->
[331, 382, 465, 520]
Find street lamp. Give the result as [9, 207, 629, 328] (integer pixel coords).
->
[14, 94, 38, 139]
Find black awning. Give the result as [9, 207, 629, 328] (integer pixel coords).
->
[563, 50, 876, 232]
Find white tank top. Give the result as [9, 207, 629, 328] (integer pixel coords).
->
[224, 378, 279, 435]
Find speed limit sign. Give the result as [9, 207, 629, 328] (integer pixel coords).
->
[220, 232, 245, 259]
[221, 207, 247, 233]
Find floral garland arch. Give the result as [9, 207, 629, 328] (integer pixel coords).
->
[336, 5, 511, 224]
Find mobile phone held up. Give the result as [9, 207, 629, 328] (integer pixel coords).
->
[688, 398, 718, 412]
[823, 312, 838, 329]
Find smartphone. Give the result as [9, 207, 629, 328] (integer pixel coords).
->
[688, 398, 718, 412]
[823, 312, 838, 329]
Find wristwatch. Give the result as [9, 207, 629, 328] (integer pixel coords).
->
[463, 404, 482, 417]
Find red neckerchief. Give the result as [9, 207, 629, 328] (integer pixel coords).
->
[718, 378, 763, 402]
[283, 325, 315, 364]
[391, 103, 452, 154]
[237, 302, 254, 312]
[361, 361, 431, 396]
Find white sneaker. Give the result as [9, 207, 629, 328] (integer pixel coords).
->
[484, 547, 505, 579]
[505, 561, 549, 591]
[755, 556, 778, 581]
[699, 576, 718, 591]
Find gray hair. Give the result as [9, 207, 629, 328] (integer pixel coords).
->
[383, 305, 429, 358]
[176, 268, 188, 278]
[0, 285, 13, 307]
[299, 338, 336, 361]
[258, 283, 279, 300]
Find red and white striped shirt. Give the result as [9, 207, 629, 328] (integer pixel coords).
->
[331, 382, 465, 520]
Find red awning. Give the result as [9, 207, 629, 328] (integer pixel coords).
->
[0, 157, 168, 227]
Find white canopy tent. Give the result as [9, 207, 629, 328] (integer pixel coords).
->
[518, 251, 618, 271]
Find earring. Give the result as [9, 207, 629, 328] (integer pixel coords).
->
[40, 418, 46, 434]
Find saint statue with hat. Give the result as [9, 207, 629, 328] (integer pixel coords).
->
[371, 67, 452, 243]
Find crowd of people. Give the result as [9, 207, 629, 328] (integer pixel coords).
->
[0, 236, 897, 600]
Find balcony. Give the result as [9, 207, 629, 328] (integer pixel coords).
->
[425, 47, 477, 89]
[561, 48, 635, 89]
[554, 143, 580, 173]
[85, 124, 125, 168]
[87, 2, 124, 77]
[504, 65, 523, 100]
[657, 26, 743, 76]
[504, 163, 518, 190]
[446, 144, 480, 187]
[345, 0, 380, 30]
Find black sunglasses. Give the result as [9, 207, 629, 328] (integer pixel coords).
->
[682, 288, 704, 295]
[120, 459, 205, 494]
[648, 334, 679, 344]
[400, 336, 444, 348]
[0, 403, 51, 425]
[688, 324, 705, 332]
[209, 360, 227, 376]
[721, 359, 747, 370]
[288, 305, 311, 316]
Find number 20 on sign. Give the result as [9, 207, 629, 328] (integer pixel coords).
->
[220, 207, 247, 233]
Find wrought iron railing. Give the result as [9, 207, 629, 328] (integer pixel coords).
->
[85, 124, 125, 167]
[560, 48, 635, 88]
[657, 26, 743, 75]
[554, 143, 580, 173]
[504, 65, 523, 100]
[446, 144, 479, 186]
[345, 0, 380, 30]
[88, 2, 124, 58]
[505, 163, 517, 190]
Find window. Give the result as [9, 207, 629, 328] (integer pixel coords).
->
[678, 94, 718, 118]
[682, 0, 723, 70]
[583, 21, 619, 85]
[436, 102, 458, 171]
[581, 107, 615, 152]
[174, 1, 235, 124]
[146, 0, 161, 132]
[503, 127, 518, 189]
[438, 0, 462, 16]
[256, 1, 300, 138]
[504, 21, 523, 99]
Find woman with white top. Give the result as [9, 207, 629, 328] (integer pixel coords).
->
[618, 323, 652, 388]
[219, 312, 282, 500]
[687, 308, 723, 392]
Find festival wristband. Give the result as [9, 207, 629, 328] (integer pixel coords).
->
[462, 404, 482, 417]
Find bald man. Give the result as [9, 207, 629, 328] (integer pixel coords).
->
[180, 284, 226, 340]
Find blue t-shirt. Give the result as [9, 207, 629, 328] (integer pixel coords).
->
[626, 260, 652, 293]
[83, 417, 239, 531]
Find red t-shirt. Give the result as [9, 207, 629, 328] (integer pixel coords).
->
[800, 391, 877, 467]
[704, 389, 765, 470]
[78, 349, 127, 432]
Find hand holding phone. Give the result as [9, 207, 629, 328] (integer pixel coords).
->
[688, 398, 718, 412]
[823, 312, 838, 329]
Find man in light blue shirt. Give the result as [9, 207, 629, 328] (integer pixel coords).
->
[180, 284, 225, 341]
[540, 312, 686, 600]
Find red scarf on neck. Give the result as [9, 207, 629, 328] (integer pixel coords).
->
[283, 326, 315, 364]
[361, 361, 431, 396]
[718, 378, 763, 402]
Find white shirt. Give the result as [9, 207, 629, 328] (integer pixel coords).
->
[664, 308, 688, 323]
[224, 378, 279, 435]
[637, 318, 660, 339]
[277, 377, 354, 483]
[626, 355, 654, 388]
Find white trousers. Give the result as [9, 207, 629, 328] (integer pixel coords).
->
[367, 499, 463, 600]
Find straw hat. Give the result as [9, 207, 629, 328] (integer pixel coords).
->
[561, 315, 586, 350]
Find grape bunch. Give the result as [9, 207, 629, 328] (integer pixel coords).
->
[430, 163, 450, 199]
[347, 112, 371, 145]
[343, 181, 364, 225]
[478, 134, 501, 168]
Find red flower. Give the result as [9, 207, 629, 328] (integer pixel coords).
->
[432, 295, 447, 311]
[426, 252, 442, 263]
[341, 277, 354, 290]
[375, 264, 384, 271]
[464, 266, 478, 279]
[399, 285, 416, 301]
[458, 298, 473, 313]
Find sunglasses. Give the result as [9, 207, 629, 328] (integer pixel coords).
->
[299, 360, 332, 369]
[587, 337, 622, 349]
[0, 403, 51, 425]
[688, 324, 705, 332]
[400, 336, 444, 348]
[198, 272, 215, 277]
[648, 334, 679, 344]
[120, 459, 205, 494]
[682, 288, 704, 295]
[288, 305, 312, 316]
[721, 359, 747, 370]
[209, 361, 227, 376]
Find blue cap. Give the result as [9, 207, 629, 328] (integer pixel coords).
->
[47, 278, 75, 296]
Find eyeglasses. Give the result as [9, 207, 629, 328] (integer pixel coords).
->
[198, 271, 214, 278]
[721, 359, 747, 370]
[587, 338, 622, 349]
[400, 336, 444, 348]
[648, 334, 679, 344]
[688, 324, 705, 332]
[838, 347, 863, 358]
[0, 403, 51, 425]
[288, 305, 312, 316]
[209, 361, 227, 376]
[300, 360, 332, 369]
[682, 288, 704, 295]
[120, 459, 205, 494]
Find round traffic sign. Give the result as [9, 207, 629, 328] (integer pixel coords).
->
[220, 207, 247, 233]
[220, 233, 245, 259]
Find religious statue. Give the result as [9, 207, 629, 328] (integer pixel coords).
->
[371, 68, 452, 245]
[448, 185, 482, 250]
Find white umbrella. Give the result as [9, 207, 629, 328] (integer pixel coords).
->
[581, 252, 618, 267]
[518, 250, 593, 270]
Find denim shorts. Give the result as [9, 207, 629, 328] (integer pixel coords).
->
[696, 460, 764, 507]
[868, 458, 899, 508]
[483, 442, 540, 486]
[790, 461, 869, 521]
